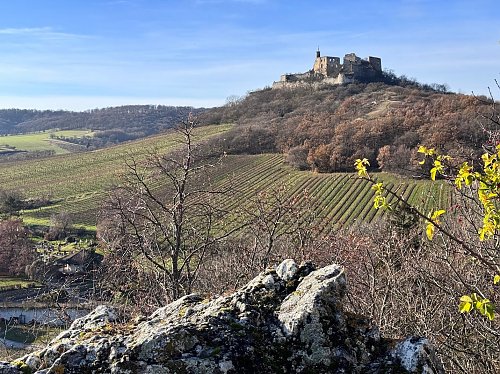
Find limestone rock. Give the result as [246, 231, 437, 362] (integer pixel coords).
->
[275, 258, 298, 281]
[0, 260, 444, 373]
[0, 363, 20, 374]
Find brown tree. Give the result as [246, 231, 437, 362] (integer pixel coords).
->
[98, 118, 239, 308]
[0, 219, 35, 276]
[241, 186, 318, 269]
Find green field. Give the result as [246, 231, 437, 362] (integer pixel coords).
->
[0, 124, 233, 228]
[0, 124, 449, 232]
[0, 130, 93, 155]
[0, 276, 40, 290]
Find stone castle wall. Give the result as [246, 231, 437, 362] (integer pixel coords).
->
[273, 51, 382, 89]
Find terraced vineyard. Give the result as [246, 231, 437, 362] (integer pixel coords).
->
[208, 154, 450, 236]
[0, 125, 449, 232]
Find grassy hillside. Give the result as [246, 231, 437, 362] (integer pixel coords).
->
[0, 124, 232, 229]
[0, 130, 93, 155]
[6, 147, 448, 233]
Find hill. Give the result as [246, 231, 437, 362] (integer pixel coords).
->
[0, 135, 448, 233]
[0, 124, 232, 229]
[200, 81, 490, 174]
[1, 81, 482, 231]
[0, 105, 205, 152]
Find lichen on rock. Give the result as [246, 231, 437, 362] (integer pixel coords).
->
[0, 260, 444, 373]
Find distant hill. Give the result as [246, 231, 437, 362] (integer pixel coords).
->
[0, 105, 205, 149]
[200, 81, 491, 174]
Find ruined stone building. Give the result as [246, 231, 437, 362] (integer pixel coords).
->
[273, 50, 382, 88]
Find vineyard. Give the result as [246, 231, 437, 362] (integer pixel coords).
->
[207, 153, 449, 236]
[0, 124, 232, 229]
[0, 124, 449, 232]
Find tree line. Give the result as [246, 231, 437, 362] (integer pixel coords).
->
[0, 105, 205, 148]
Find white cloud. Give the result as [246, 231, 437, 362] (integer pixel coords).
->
[0, 27, 50, 35]
[0, 27, 90, 40]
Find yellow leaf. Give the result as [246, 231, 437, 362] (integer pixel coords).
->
[494, 275, 500, 285]
[354, 158, 370, 178]
[485, 309, 495, 321]
[459, 295, 473, 313]
[426, 223, 435, 240]
[431, 210, 446, 220]
[417, 145, 427, 154]
[371, 182, 383, 192]
[430, 167, 437, 181]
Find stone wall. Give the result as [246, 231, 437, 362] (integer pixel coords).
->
[274, 51, 382, 89]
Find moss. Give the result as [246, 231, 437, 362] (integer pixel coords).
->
[217, 307, 234, 315]
[164, 340, 175, 355]
[53, 365, 65, 374]
[229, 322, 244, 331]
[178, 307, 188, 317]
[164, 361, 188, 374]
[11, 360, 32, 374]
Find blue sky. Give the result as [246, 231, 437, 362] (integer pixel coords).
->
[0, 0, 498, 110]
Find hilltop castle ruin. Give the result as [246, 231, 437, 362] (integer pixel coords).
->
[273, 50, 382, 88]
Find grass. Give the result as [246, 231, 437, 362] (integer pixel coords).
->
[0, 130, 93, 155]
[0, 276, 41, 290]
[0, 323, 63, 344]
[0, 324, 63, 362]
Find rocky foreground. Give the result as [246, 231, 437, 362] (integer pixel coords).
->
[0, 260, 443, 373]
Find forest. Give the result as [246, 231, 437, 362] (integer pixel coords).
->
[201, 80, 491, 175]
[0, 105, 204, 148]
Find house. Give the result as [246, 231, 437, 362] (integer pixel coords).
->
[52, 249, 103, 276]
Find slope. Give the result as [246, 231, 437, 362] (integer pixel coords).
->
[0, 124, 232, 229]
[200, 81, 489, 174]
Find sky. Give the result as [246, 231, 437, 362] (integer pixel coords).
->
[0, 0, 498, 111]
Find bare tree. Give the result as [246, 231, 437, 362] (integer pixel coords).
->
[238, 185, 319, 269]
[45, 212, 73, 240]
[0, 219, 35, 276]
[98, 118, 239, 307]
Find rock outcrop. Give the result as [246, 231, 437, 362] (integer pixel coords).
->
[0, 260, 444, 373]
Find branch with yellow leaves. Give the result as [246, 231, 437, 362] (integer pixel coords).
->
[355, 154, 500, 320]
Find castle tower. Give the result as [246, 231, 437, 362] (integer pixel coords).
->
[313, 50, 341, 78]
[368, 56, 382, 72]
